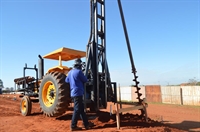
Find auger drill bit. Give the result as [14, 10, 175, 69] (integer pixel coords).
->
[117, 0, 143, 103]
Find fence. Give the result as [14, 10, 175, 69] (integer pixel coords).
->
[161, 86, 200, 106]
[117, 85, 200, 106]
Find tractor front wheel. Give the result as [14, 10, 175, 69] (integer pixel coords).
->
[20, 96, 32, 116]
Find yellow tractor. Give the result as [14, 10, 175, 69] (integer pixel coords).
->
[14, 47, 86, 117]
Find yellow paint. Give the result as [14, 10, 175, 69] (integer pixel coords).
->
[47, 66, 72, 75]
[43, 47, 86, 61]
[42, 81, 56, 107]
[21, 99, 27, 113]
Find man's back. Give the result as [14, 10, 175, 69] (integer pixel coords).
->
[65, 68, 87, 97]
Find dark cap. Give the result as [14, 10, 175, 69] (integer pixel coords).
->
[74, 58, 82, 67]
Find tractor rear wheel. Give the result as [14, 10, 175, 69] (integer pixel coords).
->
[20, 96, 32, 116]
[39, 72, 70, 117]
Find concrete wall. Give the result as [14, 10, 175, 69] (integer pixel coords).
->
[161, 86, 200, 106]
[117, 87, 132, 102]
[117, 86, 146, 102]
[181, 86, 200, 106]
[161, 86, 181, 104]
[117, 85, 200, 106]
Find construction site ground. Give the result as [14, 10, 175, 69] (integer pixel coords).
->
[0, 94, 199, 132]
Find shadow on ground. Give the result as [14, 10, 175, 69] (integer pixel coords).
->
[166, 121, 200, 132]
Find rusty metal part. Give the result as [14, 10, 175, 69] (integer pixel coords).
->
[145, 85, 162, 103]
[14, 76, 35, 85]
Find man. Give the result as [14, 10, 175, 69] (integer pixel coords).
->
[65, 58, 90, 131]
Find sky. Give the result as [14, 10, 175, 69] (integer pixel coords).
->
[0, 0, 199, 88]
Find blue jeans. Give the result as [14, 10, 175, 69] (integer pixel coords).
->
[71, 96, 89, 128]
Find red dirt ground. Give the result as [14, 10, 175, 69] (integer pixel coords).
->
[0, 94, 199, 132]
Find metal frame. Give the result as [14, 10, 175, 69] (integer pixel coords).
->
[23, 64, 39, 92]
[84, 0, 144, 112]
[84, 0, 113, 111]
[14, 64, 39, 98]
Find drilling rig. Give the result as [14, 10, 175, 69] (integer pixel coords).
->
[14, 0, 147, 120]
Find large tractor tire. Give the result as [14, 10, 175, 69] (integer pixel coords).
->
[39, 72, 70, 117]
[20, 96, 32, 116]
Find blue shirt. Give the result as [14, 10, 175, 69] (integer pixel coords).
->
[65, 68, 87, 97]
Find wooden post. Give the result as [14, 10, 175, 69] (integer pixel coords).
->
[115, 103, 120, 129]
[142, 103, 148, 122]
[118, 84, 122, 109]
[180, 88, 183, 105]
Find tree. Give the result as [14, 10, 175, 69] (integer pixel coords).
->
[196, 82, 200, 86]
[6, 87, 10, 92]
[10, 87, 14, 92]
[188, 77, 199, 86]
[2, 87, 10, 93]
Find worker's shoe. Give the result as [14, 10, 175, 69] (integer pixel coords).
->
[85, 126, 90, 130]
[70, 126, 82, 131]
[84, 122, 95, 130]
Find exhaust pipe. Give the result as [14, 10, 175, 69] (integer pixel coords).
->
[38, 55, 44, 79]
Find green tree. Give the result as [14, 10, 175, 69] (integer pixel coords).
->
[196, 82, 200, 86]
